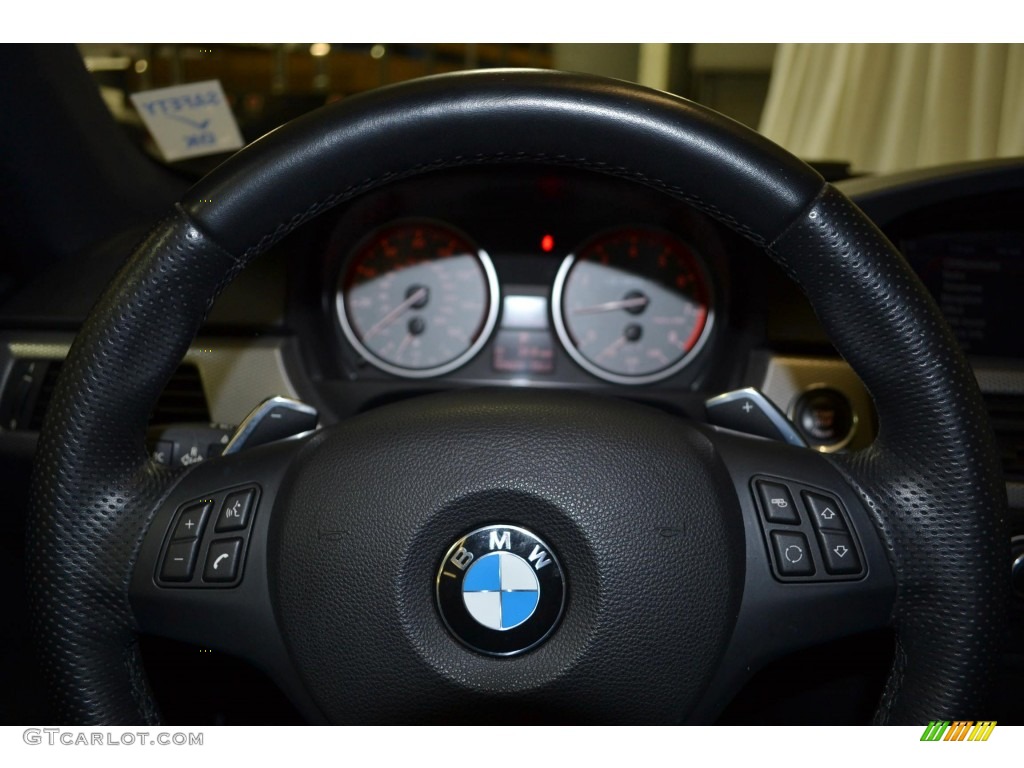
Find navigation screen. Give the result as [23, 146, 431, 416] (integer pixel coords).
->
[902, 232, 1024, 358]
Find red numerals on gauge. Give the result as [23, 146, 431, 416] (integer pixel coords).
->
[338, 220, 499, 378]
[552, 227, 713, 385]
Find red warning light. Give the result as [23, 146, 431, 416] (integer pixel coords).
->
[541, 234, 555, 253]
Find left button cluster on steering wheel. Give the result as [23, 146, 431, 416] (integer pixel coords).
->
[156, 485, 260, 588]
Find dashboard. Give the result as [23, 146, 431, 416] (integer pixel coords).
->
[2, 162, 1020, 472]
[1, 157, 1023, 724]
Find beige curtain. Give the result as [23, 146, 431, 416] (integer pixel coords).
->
[758, 44, 1024, 173]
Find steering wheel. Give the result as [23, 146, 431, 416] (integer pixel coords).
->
[27, 70, 1008, 724]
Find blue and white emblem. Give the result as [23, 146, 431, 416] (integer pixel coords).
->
[436, 525, 566, 655]
[462, 551, 540, 630]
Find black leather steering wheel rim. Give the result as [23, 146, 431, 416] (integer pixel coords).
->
[28, 69, 1008, 724]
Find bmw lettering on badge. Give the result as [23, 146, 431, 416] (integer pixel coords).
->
[436, 525, 567, 656]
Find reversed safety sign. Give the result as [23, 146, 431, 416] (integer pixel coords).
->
[130, 80, 244, 162]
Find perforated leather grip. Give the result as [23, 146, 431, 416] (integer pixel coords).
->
[771, 188, 1009, 723]
[28, 70, 1007, 724]
[28, 210, 243, 723]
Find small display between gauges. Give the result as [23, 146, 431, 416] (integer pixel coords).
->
[552, 227, 714, 385]
[337, 220, 499, 378]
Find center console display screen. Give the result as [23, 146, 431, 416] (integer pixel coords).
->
[902, 232, 1024, 357]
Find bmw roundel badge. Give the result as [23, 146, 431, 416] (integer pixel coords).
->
[436, 525, 566, 656]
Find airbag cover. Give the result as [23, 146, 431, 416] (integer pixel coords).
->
[268, 390, 744, 723]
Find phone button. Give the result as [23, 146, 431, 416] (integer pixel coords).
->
[203, 539, 243, 583]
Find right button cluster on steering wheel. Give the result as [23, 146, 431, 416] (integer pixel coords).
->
[752, 476, 865, 582]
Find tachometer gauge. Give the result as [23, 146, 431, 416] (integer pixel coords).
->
[337, 220, 499, 378]
[552, 227, 713, 385]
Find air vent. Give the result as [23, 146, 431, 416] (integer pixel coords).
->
[983, 393, 1024, 482]
[1, 359, 209, 431]
[147, 364, 210, 425]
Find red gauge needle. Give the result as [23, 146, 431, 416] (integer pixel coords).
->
[364, 287, 428, 340]
[573, 296, 649, 314]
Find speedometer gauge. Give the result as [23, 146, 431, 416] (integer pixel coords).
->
[552, 227, 713, 385]
[337, 220, 499, 378]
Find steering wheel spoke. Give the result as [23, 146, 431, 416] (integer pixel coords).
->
[689, 427, 896, 721]
[129, 438, 323, 722]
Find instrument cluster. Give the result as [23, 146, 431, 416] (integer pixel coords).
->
[333, 217, 717, 387]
